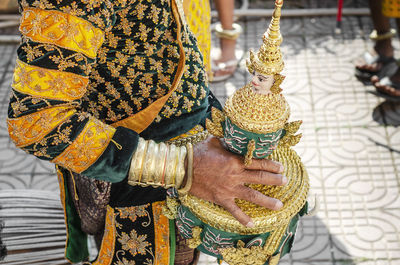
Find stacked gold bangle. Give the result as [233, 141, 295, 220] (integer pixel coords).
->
[128, 138, 189, 190]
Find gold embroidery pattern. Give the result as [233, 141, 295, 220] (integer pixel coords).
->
[92, 206, 116, 265]
[114, 204, 155, 264]
[13, 59, 89, 101]
[152, 201, 170, 265]
[77, 0, 208, 127]
[52, 117, 116, 173]
[20, 8, 105, 58]
[20, 42, 93, 75]
[118, 228, 151, 257]
[7, 106, 76, 148]
[116, 205, 150, 223]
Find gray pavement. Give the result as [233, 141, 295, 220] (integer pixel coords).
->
[1, 7, 400, 265]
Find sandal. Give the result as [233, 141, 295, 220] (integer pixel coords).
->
[211, 59, 239, 82]
[355, 51, 397, 81]
[210, 22, 243, 83]
[372, 76, 400, 102]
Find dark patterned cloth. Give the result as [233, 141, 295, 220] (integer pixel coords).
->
[9, 0, 217, 262]
[67, 171, 111, 236]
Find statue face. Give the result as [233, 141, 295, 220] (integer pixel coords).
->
[251, 72, 274, 95]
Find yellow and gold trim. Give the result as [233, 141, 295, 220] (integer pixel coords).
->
[20, 8, 105, 58]
[55, 166, 72, 263]
[152, 201, 171, 265]
[7, 106, 76, 147]
[52, 117, 116, 173]
[92, 206, 116, 265]
[12, 59, 89, 101]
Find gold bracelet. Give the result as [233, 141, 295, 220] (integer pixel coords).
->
[138, 140, 149, 183]
[154, 142, 167, 185]
[369, 29, 396, 41]
[165, 144, 177, 188]
[178, 143, 193, 196]
[175, 145, 187, 188]
[128, 138, 146, 185]
[214, 23, 242, 40]
[161, 144, 169, 186]
[141, 140, 156, 184]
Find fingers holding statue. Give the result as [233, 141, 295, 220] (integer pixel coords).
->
[188, 136, 287, 228]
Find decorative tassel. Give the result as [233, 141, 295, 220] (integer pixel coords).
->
[162, 197, 180, 219]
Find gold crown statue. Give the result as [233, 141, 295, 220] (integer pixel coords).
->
[174, 1, 310, 265]
[219, 0, 289, 137]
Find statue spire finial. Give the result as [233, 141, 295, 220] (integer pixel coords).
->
[246, 0, 284, 76]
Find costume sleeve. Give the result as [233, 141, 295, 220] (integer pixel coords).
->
[7, 0, 138, 182]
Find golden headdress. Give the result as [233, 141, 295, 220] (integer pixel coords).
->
[246, 0, 284, 76]
[224, 84, 290, 134]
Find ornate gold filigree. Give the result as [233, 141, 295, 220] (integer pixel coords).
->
[152, 201, 171, 265]
[12, 59, 89, 101]
[7, 106, 76, 148]
[20, 8, 105, 58]
[92, 206, 116, 265]
[52, 117, 116, 173]
[245, 139, 256, 166]
[246, 0, 284, 76]
[279, 120, 302, 148]
[205, 107, 224, 138]
[224, 84, 290, 134]
[187, 226, 202, 249]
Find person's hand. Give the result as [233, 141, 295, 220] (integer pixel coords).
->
[188, 136, 287, 228]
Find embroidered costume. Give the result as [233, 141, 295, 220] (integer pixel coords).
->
[7, 0, 219, 263]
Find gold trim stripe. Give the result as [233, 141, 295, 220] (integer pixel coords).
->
[13, 59, 89, 101]
[92, 206, 116, 265]
[152, 201, 170, 265]
[52, 117, 116, 173]
[7, 106, 76, 148]
[20, 8, 105, 58]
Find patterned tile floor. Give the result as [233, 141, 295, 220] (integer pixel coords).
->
[1, 11, 400, 265]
